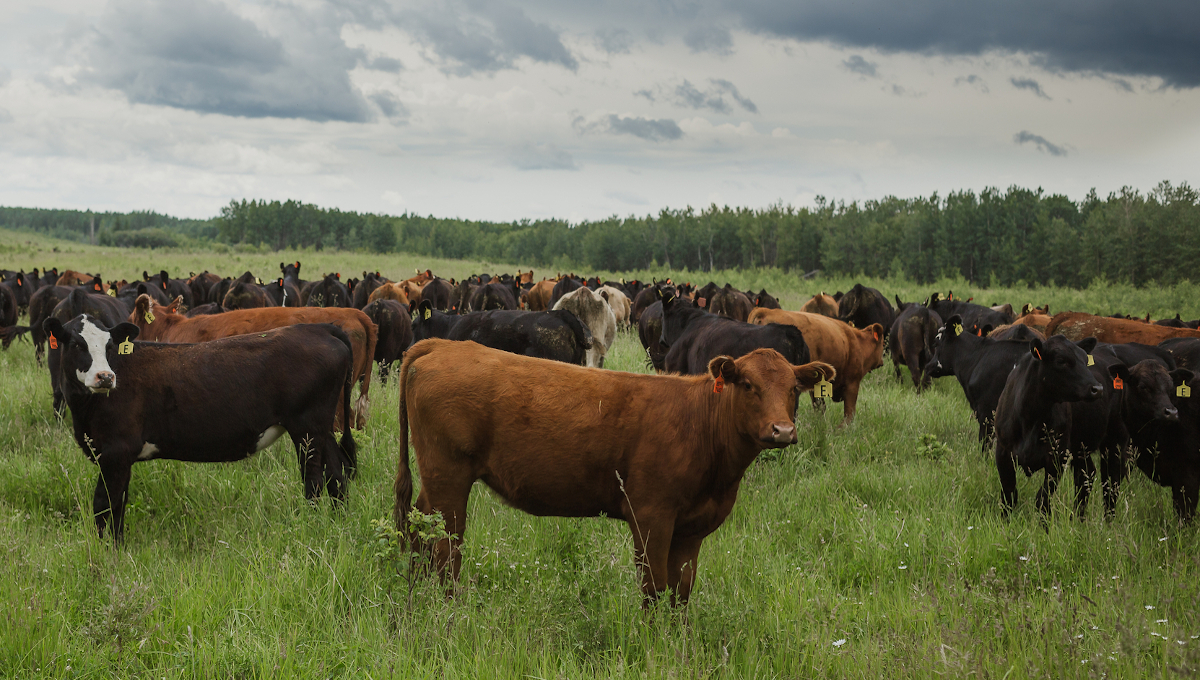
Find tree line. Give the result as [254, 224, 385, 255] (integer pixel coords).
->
[2, 181, 1196, 288]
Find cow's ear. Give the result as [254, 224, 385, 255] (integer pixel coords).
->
[1077, 337, 1099, 354]
[794, 361, 836, 390]
[134, 294, 152, 320]
[708, 355, 738, 384]
[1029, 336, 1046, 361]
[1021, 303, 1032, 315]
[43, 318, 65, 347]
[868, 323, 884, 343]
[980, 325, 994, 337]
[1043, 305, 1050, 315]
[280, 262, 286, 271]
[110, 322, 139, 346]
[167, 296, 183, 313]
[1108, 363, 1129, 383]
[599, 290, 609, 302]
[143, 270, 150, 281]
[1171, 369, 1195, 386]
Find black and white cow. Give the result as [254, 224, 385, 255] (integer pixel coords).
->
[43, 315, 357, 540]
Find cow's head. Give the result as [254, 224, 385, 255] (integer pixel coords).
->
[856, 322, 887, 372]
[1113, 361, 1190, 424]
[43, 315, 139, 394]
[709, 349, 836, 447]
[1030, 336, 1104, 402]
[925, 314, 975, 378]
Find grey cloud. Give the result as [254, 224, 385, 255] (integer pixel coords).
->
[84, 0, 371, 122]
[634, 89, 655, 102]
[669, 79, 758, 114]
[365, 54, 404, 73]
[683, 25, 733, 55]
[595, 28, 634, 54]
[0, 67, 11, 88]
[843, 55, 878, 78]
[954, 74, 989, 92]
[0, 108, 12, 124]
[606, 115, 683, 141]
[1014, 130, 1067, 156]
[731, 0, 1200, 88]
[1010, 77, 1050, 99]
[369, 92, 409, 121]
[510, 142, 577, 170]
[401, 0, 577, 75]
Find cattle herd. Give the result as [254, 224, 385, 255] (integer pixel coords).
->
[2, 263, 1200, 604]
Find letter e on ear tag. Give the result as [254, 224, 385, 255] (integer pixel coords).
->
[107, 289, 116, 297]
[816, 378, 833, 398]
[1113, 376, 1124, 390]
[423, 308, 431, 320]
[118, 339, 133, 355]
[48, 333, 58, 350]
[1087, 354, 1094, 366]
[953, 323, 963, 336]
[713, 374, 724, 394]
[145, 311, 155, 324]
[1178, 384, 1191, 398]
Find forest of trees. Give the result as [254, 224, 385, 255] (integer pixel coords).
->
[3, 181, 1197, 289]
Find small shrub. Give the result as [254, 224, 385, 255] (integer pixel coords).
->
[916, 433, 952, 460]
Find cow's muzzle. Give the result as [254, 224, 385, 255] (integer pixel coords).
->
[764, 422, 797, 446]
[90, 371, 115, 392]
[1161, 406, 1179, 422]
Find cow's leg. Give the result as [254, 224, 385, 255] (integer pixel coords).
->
[413, 476, 471, 583]
[1098, 449, 1126, 520]
[840, 383, 860, 424]
[996, 450, 1018, 516]
[623, 503, 675, 603]
[666, 534, 704, 606]
[318, 432, 349, 503]
[1072, 455, 1096, 520]
[292, 433, 325, 501]
[378, 361, 390, 385]
[94, 456, 133, 541]
[1035, 465, 1062, 517]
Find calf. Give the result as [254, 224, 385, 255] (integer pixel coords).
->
[45, 316, 356, 540]
[363, 299, 412, 383]
[553, 286, 618, 368]
[129, 296, 377, 429]
[800, 293, 839, 318]
[889, 298, 941, 391]
[993, 336, 1107, 516]
[661, 295, 810, 375]
[394, 339, 835, 604]
[748, 308, 885, 423]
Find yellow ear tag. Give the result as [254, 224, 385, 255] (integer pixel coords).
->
[953, 323, 963, 336]
[815, 379, 833, 399]
[144, 311, 155, 324]
[1087, 354, 1094, 366]
[1178, 384, 1192, 398]
[118, 339, 133, 355]
[411, 311, 418, 322]
[423, 309, 431, 320]
[107, 289, 116, 297]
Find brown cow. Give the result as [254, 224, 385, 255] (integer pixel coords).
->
[56, 270, 97, 287]
[800, 293, 839, 318]
[367, 282, 411, 306]
[404, 269, 434, 286]
[394, 339, 834, 604]
[524, 279, 555, 311]
[128, 295, 378, 428]
[516, 270, 535, 284]
[748, 308, 885, 423]
[1010, 311, 1053, 336]
[1047, 312, 1200, 345]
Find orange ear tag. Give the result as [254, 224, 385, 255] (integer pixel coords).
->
[1113, 376, 1124, 390]
[713, 375, 725, 394]
[1033, 347, 1042, 360]
[48, 334, 58, 350]
[873, 330, 880, 342]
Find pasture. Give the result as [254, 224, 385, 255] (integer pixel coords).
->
[2, 228, 1200, 678]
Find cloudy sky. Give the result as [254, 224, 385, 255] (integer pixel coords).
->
[0, 0, 1197, 222]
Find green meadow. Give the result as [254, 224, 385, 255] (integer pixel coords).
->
[2, 228, 1200, 678]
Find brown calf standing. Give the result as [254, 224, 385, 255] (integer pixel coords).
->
[394, 340, 834, 605]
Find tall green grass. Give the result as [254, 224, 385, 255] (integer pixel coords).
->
[2, 229, 1199, 678]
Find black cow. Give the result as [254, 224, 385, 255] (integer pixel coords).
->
[637, 300, 668, 372]
[26, 285, 73, 362]
[44, 316, 356, 541]
[352, 271, 387, 309]
[549, 276, 583, 309]
[837, 283, 894, 336]
[412, 301, 591, 365]
[264, 277, 301, 308]
[185, 303, 223, 317]
[0, 283, 20, 349]
[306, 273, 352, 308]
[186, 271, 221, 306]
[889, 298, 941, 391]
[421, 278, 453, 312]
[927, 292, 1011, 332]
[1129, 370, 1200, 520]
[1160, 338, 1200, 372]
[118, 280, 170, 306]
[468, 280, 519, 311]
[0, 270, 32, 313]
[750, 289, 781, 310]
[993, 335, 1106, 517]
[449, 279, 476, 313]
[660, 294, 809, 375]
[709, 285, 752, 322]
[223, 272, 276, 310]
[364, 299, 412, 383]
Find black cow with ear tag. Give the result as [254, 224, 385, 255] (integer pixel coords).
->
[44, 315, 356, 541]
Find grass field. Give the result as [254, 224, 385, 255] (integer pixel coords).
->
[2, 229, 1200, 678]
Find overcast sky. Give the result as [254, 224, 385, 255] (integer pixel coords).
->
[1, 0, 1197, 221]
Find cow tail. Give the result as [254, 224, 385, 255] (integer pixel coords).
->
[0, 325, 30, 349]
[553, 307, 593, 362]
[331, 326, 358, 479]
[354, 313, 378, 428]
[394, 349, 417, 537]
